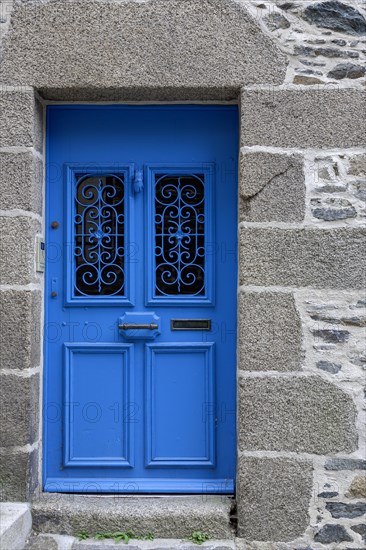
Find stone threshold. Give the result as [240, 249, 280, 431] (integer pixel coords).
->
[31, 494, 236, 540]
[26, 533, 236, 550]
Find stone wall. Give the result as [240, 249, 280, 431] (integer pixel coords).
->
[244, 0, 366, 87]
[0, 87, 43, 502]
[237, 85, 365, 547]
[0, 1, 365, 548]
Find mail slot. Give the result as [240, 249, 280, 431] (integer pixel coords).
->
[171, 319, 211, 331]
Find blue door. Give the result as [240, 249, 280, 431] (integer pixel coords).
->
[44, 105, 238, 493]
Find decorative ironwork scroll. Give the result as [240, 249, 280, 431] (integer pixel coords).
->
[154, 174, 205, 296]
[74, 174, 125, 296]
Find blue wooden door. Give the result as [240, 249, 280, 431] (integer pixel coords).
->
[44, 105, 238, 493]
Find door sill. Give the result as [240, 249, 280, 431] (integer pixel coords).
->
[32, 493, 236, 538]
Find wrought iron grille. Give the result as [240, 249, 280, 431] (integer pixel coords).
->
[154, 173, 205, 296]
[74, 174, 125, 296]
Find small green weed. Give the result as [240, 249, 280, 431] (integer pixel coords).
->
[76, 532, 89, 540]
[137, 533, 155, 541]
[76, 530, 155, 544]
[189, 531, 210, 545]
[95, 530, 133, 543]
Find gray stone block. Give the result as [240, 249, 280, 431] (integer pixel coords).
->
[239, 152, 305, 222]
[312, 328, 350, 343]
[241, 89, 365, 148]
[0, 1, 286, 91]
[0, 373, 40, 447]
[0, 90, 41, 148]
[238, 376, 357, 453]
[0, 217, 41, 285]
[237, 457, 313, 541]
[25, 535, 58, 550]
[317, 360, 342, 374]
[34, 96, 44, 154]
[325, 458, 366, 470]
[235, 542, 312, 550]
[31, 87, 240, 102]
[351, 524, 366, 544]
[238, 291, 302, 371]
[239, 227, 366, 289]
[347, 475, 366, 498]
[303, 2, 366, 36]
[31, 494, 233, 538]
[0, 449, 38, 501]
[326, 501, 366, 519]
[327, 63, 366, 80]
[0, 151, 43, 213]
[0, 290, 41, 371]
[0, 503, 32, 549]
[349, 154, 366, 176]
[314, 524, 353, 544]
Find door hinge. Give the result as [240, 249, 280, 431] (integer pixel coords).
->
[133, 169, 144, 194]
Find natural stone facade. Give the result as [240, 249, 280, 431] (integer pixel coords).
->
[244, 0, 366, 87]
[0, 1, 365, 549]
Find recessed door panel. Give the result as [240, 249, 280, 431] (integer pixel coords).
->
[63, 344, 133, 467]
[44, 105, 238, 493]
[146, 343, 215, 467]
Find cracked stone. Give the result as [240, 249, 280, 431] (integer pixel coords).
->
[303, 1, 366, 36]
[239, 152, 305, 222]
